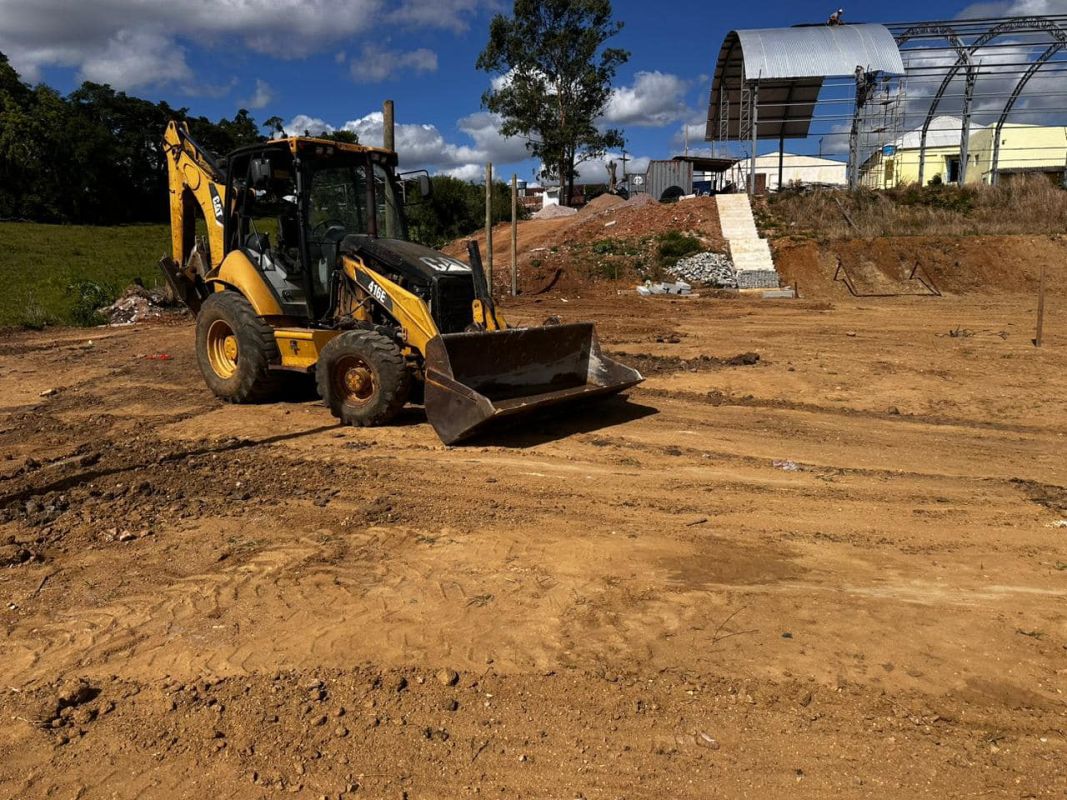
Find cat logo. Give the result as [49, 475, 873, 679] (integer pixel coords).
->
[208, 185, 225, 226]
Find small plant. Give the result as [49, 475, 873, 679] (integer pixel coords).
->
[18, 291, 54, 330]
[655, 230, 703, 269]
[67, 279, 118, 326]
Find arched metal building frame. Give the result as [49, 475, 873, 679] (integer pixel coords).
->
[706, 14, 1067, 193]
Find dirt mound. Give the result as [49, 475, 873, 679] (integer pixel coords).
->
[532, 203, 578, 220]
[577, 192, 626, 217]
[774, 234, 1067, 299]
[444, 197, 726, 295]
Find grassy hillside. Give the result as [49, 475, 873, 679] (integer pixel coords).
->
[759, 175, 1067, 240]
[0, 222, 171, 328]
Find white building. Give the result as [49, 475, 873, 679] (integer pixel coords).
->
[727, 151, 848, 192]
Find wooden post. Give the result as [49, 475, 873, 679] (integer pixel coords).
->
[485, 162, 493, 295]
[510, 174, 518, 296]
[1035, 260, 1047, 347]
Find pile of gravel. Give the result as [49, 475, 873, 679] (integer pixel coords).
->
[532, 204, 578, 220]
[670, 251, 738, 288]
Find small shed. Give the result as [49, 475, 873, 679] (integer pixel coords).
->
[644, 160, 693, 201]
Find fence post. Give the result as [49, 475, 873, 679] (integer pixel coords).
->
[485, 162, 493, 294]
[510, 174, 518, 296]
[1035, 260, 1047, 347]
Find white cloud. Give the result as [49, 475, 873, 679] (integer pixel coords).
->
[455, 111, 532, 164]
[441, 163, 488, 181]
[603, 71, 692, 127]
[574, 152, 651, 184]
[78, 28, 192, 88]
[284, 114, 334, 136]
[960, 0, 1067, 15]
[350, 45, 438, 83]
[241, 79, 274, 110]
[282, 109, 532, 179]
[387, 0, 493, 32]
[0, 0, 483, 91]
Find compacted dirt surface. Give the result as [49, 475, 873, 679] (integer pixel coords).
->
[1, 288, 1065, 798]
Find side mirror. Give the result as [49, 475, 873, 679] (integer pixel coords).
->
[418, 174, 432, 198]
[249, 158, 271, 188]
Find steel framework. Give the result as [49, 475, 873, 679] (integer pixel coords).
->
[706, 14, 1067, 192]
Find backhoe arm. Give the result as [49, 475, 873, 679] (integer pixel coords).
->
[162, 120, 228, 273]
[160, 121, 230, 312]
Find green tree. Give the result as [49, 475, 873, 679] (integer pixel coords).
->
[476, 0, 628, 206]
[406, 176, 526, 249]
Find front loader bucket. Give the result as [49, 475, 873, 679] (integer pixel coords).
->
[423, 323, 643, 445]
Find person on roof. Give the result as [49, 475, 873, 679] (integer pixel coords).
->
[828, 8, 844, 25]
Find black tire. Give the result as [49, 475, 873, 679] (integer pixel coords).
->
[195, 291, 282, 403]
[316, 330, 410, 426]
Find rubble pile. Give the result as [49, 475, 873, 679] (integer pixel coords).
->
[99, 284, 182, 326]
[637, 280, 693, 297]
[669, 251, 738, 288]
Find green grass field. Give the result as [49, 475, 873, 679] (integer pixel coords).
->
[0, 221, 172, 328]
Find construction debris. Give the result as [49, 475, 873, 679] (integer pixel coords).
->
[637, 280, 693, 296]
[99, 284, 182, 326]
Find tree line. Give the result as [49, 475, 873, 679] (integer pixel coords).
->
[0, 52, 273, 225]
[0, 51, 522, 244]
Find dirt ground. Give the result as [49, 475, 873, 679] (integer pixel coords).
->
[1, 284, 1066, 798]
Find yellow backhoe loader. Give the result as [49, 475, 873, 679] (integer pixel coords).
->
[159, 120, 641, 444]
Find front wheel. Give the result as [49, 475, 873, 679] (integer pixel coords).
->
[195, 291, 282, 403]
[316, 330, 411, 427]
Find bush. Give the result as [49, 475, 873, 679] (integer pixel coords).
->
[655, 231, 703, 268]
[67, 279, 118, 326]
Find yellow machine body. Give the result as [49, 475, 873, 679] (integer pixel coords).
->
[160, 119, 642, 444]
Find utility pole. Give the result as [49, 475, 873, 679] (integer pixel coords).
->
[510, 174, 518, 297]
[382, 100, 395, 152]
[485, 162, 494, 295]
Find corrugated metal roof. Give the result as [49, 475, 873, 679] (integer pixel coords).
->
[706, 23, 905, 142]
[736, 24, 904, 81]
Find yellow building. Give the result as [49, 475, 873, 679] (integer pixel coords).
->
[969, 123, 1067, 184]
[861, 116, 970, 189]
[860, 117, 1067, 188]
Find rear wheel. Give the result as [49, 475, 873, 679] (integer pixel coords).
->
[196, 291, 282, 402]
[316, 330, 410, 426]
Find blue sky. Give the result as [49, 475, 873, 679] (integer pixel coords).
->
[0, 0, 1049, 183]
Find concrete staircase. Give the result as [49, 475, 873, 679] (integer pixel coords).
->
[716, 194, 779, 289]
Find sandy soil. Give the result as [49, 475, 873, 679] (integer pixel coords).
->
[1, 288, 1065, 799]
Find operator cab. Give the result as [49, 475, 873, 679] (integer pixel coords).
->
[224, 137, 469, 332]
[223, 139, 409, 322]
